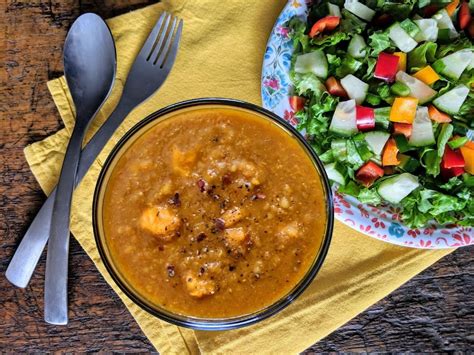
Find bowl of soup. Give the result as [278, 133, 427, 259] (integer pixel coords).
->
[93, 98, 333, 330]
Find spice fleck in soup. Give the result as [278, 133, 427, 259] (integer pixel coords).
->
[101, 107, 328, 318]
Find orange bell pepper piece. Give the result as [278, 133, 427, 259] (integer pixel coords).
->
[382, 138, 401, 166]
[413, 66, 440, 86]
[325, 76, 348, 97]
[390, 97, 418, 124]
[460, 145, 474, 174]
[393, 123, 412, 138]
[428, 105, 452, 123]
[446, 0, 460, 16]
[393, 52, 407, 72]
[309, 16, 340, 37]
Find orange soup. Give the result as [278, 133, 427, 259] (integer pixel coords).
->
[100, 106, 328, 318]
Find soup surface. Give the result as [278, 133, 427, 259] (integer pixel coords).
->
[101, 106, 327, 318]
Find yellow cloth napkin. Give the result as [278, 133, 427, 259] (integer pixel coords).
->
[24, 1, 454, 353]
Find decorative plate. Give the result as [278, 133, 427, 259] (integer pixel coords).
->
[261, 0, 473, 249]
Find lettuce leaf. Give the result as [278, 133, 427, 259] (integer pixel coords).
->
[407, 42, 437, 72]
[401, 187, 474, 228]
[368, 31, 392, 56]
[335, 56, 363, 78]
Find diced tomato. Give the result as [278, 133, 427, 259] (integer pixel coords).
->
[289, 96, 306, 111]
[393, 123, 413, 138]
[459, 1, 472, 30]
[441, 166, 465, 180]
[325, 76, 347, 97]
[382, 138, 401, 166]
[442, 146, 465, 169]
[374, 52, 400, 83]
[428, 105, 452, 123]
[356, 161, 384, 187]
[309, 16, 340, 38]
[356, 105, 375, 131]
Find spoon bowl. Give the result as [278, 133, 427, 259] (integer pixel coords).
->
[64, 13, 116, 120]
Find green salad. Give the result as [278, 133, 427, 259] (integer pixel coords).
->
[288, 0, 474, 227]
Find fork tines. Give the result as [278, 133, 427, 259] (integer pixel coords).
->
[142, 12, 183, 68]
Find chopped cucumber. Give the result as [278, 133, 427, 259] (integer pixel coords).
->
[294, 50, 328, 79]
[374, 107, 391, 130]
[348, 34, 367, 59]
[329, 99, 358, 136]
[344, 0, 375, 21]
[432, 49, 474, 81]
[432, 85, 470, 115]
[389, 23, 418, 53]
[413, 19, 438, 42]
[400, 19, 420, 38]
[398, 154, 420, 173]
[467, 52, 474, 70]
[448, 136, 469, 150]
[395, 71, 437, 104]
[377, 173, 420, 204]
[325, 162, 348, 185]
[340, 74, 369, 105]
[433, 9, 459, 39]
[409, 107, 435, 147]
[327, 2, 342, 17]
[364, 131, 390, 155]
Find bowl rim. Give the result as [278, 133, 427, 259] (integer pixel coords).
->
[92, 97, 334, 330]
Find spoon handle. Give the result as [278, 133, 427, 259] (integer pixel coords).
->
[44, 121, 87, 325]
[6, 100, 132, 288]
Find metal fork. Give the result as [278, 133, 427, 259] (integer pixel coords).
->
[6, 12, 183, 291]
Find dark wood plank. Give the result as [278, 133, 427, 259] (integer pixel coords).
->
[1, 1, 472, 352]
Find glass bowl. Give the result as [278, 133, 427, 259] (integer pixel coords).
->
[93, 98, 334, 330]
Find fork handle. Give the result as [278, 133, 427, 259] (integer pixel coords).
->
[44, 122, 86, 325]
[6, 99, 133, 289]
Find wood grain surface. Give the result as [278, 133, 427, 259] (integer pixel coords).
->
[1, 1, 473, 352]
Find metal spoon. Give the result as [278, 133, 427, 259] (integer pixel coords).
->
[44, 13, 116, 325]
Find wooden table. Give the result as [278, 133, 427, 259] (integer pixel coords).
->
[1, 1, 473, 352]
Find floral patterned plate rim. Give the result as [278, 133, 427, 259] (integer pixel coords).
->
[260, 0, 472, 249]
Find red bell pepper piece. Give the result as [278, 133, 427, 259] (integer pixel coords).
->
[441, 166, 465, 180]
[374, 52, 400, 83]
[442, 146, 465, 169]
[289, 96, 305, 111]
[356, 105, 375, 131]
[356, 161, 385, 187]
[459, 1, 472, 30]
[309, 16, 340, 38]
[468, 19, 474, 38]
